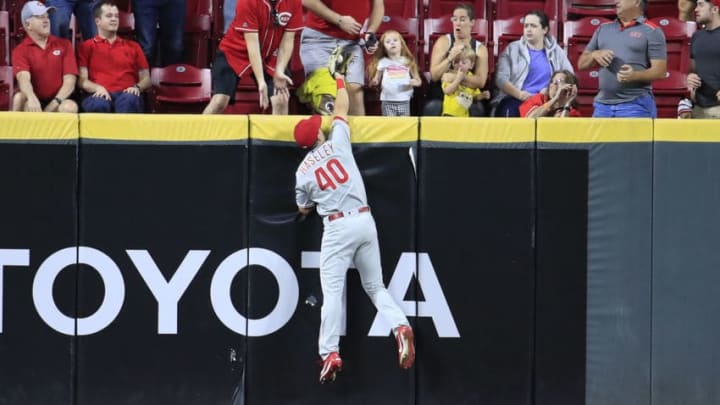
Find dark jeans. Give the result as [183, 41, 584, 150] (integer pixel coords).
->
[82, 92, 144, 113]
[132, 0, 186, 66]
[423, 98, 486, 117]
[493, 96, 522, 117]
[46, 0, 97, 40]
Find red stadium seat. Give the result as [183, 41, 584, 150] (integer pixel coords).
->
[184, 0, 213, 67]
[426, 0, 487, 19]
[574, 69, 599, 117]
[385, 0, 418, 18]
[650, 16, 695, 73]
[149, 64, 211, 113]
[0, 11, 8, 65]
[224, 75, 267, 115]
[645, 0, 680, 19]
[653, 70, 688, 118]
[563, 16, 612, 69]
[493, 15, 559, 59]
[118, 11, 135, 41]
[0, 65, 13, 111]
[490, 0, 557, 20]
[564, 0, 617, 19]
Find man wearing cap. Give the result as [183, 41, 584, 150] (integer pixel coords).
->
[77, 1, 150, 113]
[299, 0, 382, 116]
[686, 0, 720, 118]
[293, 57, 415, 384]
[202, 0, 303, 114]
[577, 0, 667, 118]
[12, 1, 78, 112]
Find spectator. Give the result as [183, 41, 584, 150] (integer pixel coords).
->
[686, 0, 720, 118]
[203, 0, 302, 114]
[441, 47, 490, 117]
[424, 2, 489, 117]
[492, 10, 573, 117]
[132, 0, 185, 66]
[679, 0, 695, 20]
[578, 0, 667, 118]
[367, 30, 422, 116]
[46, 0, 97, 41]
[519, 70, 581, 117]
[677, 97, 693, 118]
[12, 1, 78, 112]
[78, 1, 150, 113]
[299, 0, 384, 115]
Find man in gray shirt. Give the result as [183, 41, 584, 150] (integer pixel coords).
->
[578, 0, 667, 117]
[687, 0, 720, 118]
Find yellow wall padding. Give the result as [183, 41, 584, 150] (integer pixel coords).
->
[0, 112, 78, 140]
[79, 114, 248, 142]
[250, 115, 419, 143]
[537, 118, 653, 143]
[420, 117, 535, 143]
[654, 119, 720, 142]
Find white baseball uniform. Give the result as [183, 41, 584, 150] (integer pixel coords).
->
[295, 117, 410, 359]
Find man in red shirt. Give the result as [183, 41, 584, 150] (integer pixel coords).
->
[300, 0, 383, 115]
[77, 1, 150, 113]
[12, 1, 78, 112]
[203, 0, 303, 114]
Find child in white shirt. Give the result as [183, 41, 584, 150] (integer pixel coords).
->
[367, 30, 422, 116]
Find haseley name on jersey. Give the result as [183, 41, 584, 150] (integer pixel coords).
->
[298, 143, 335, 175]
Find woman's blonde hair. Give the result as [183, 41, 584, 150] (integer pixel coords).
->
[366, 30, 419, 82]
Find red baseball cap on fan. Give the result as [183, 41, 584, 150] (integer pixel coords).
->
[294, 115, 322, 148]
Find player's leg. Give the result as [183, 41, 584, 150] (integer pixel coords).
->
[352, 216, 415, 369]
[318, 224, 355, 358]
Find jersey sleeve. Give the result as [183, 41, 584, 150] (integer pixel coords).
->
[285, 0, 304, 31]
[77, 40, 91, 68]
[62, 39, 79, 76]
[235, 0, 260, 32]
[330, 117, 351, 149]
[647, 25, 667, 61]
[519, 93, 545, 117]
[295, 176, 315, 208]
[11, 46, 30, 75]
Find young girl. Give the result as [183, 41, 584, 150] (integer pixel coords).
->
[441, 47, 491, 117]
[367, 30, 422, 116]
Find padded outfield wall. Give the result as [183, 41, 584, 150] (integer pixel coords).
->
[0, 113, 718, 405]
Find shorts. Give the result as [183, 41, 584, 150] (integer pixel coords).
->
[211, 50, 278, 104]
[382, 100, 411, 116]
[299, 28, 365, 85]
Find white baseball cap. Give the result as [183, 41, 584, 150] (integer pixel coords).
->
[21, 1, 56, 23]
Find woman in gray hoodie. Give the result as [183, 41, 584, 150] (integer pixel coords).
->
[492, 10, 574, 117]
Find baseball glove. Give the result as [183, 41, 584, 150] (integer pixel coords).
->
[327, 45, 355, 77]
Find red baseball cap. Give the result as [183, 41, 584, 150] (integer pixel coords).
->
[294, 115, 322, 148]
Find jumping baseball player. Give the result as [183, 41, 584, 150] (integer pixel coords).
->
[293, 47, 415, 384]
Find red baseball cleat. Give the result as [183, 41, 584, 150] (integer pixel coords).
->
[319, 352, 343, 383]
[396, 325, 415, 369]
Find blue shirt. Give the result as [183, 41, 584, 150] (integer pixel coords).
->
[521, 48, 551, 94]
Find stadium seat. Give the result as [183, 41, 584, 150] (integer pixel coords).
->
[493, 15, 559, 59]
[563, 16, 612, 69]
[0, 65, 13, 111]
[574, 69, 599, 117]
[0, 11, 8, 65]
[650, 16, 695, 73]
[385, 0, 418, 18]
[149, 64, 211, 113]
[118, 11, 135, 41]
[490, 0, 557, 20]
[565, 0, 616, 19]
[653, 70, 688, 118]
[646, 0, 680, 20]
[223, 75, 266, 114]
[184, 0, 213, 67]
[426, 0, 487, 19]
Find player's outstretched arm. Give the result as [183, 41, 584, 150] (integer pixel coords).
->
[333, 72, 349, 120]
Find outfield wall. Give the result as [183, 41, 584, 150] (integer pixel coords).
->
[0, 113, 718, 405]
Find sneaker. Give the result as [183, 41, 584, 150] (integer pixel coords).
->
[319, 352, 343, 383]
[396, 325, 415, 369]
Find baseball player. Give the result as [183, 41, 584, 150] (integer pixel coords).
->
[293, 48, 415, 384]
